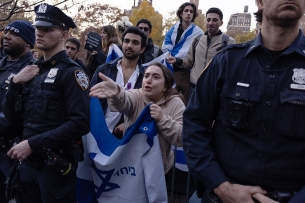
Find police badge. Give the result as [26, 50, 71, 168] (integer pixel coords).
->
[44, 68, 59, 84]
[291, 68, 305, 90]
[75, 70, 89, 90]
[38, 4, 47, 13]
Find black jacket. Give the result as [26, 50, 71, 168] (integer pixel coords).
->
[140, 38, 163, 64]
[3, 51, 90, 151]
[0, 52, 34, 137]
[183, 30, 305, 195]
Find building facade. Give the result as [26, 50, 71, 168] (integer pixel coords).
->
[227, 5, 251, 32]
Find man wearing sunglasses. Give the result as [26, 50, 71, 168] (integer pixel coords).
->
[167, 7, 235, 100]
[136, 19, 163, 63]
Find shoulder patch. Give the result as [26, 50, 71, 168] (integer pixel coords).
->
[74, 70, 89, 90]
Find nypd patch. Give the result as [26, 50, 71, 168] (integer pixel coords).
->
[75, 70, 89, 90]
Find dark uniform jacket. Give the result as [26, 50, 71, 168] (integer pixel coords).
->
[3, 51, 90, 152]
[140, 38, 163, 64]
[91, 57, 145, 115]
[183, 30, 305, 196]
[0, 52, 34, 137]
[75, 57, 89, 76]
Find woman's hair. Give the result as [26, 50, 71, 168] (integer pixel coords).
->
[146, 62, 184, 105]
[102, 25, 122, 53]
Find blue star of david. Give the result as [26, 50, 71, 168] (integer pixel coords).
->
[91, 160, 120, 198]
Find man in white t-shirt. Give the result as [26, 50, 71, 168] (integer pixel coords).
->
[91, 26, 147, 138]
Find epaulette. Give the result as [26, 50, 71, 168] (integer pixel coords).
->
[61, 57, 82, 69]
[218, 42, 251, 55]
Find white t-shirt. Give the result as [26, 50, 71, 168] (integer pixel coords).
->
[105, 60, 140, 132]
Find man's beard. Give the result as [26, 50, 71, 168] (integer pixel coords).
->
[4, 44, 25, 58]
[123, 49, 140, 60]
[267, 11, 303, 28]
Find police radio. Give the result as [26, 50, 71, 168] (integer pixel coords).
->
[45, 149, 75, 176]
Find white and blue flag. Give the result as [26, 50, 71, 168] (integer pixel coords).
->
[162, 22, 203, 58]
[77, 97, 167, 203]
[105, 44, 123, 63]
[142, 51, 174, 73]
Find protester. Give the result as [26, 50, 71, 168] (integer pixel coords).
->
[65, 37, 89, 75]
[136, 18, 163, 63]
[86, 25, 121, 80]
[167, 7, 235, 97]
[91, 26, 146, 138]
[101, 25, 122, 54]
[30, 49, 39, 60]
[183, 0, 305, 202]
[0, 20, 35, 203]
[162, 2, 203, 104]
[4, 3, 90, 203]
[90, 62, 184, 173]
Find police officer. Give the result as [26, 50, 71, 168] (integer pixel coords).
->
[183, 0, 305, 203]
[0, 20, 35, 203]
[4, 3, 90, 203]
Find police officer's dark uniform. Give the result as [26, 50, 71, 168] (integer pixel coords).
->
[3, 4, 90, 203]
[0, 20, 35, 203]
[183, 30, 305, 203]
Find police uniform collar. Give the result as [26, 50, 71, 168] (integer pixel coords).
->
[41, 50, 68, 68]
[244, 32, 265, 57]
[245, 30, 305, 58]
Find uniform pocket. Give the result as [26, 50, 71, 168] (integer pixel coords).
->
[277, 90, 305, 138]
[220, 84, 261, 131]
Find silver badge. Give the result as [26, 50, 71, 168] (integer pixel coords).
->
[292, 68, 305, 85]
[44, 68, 59, 84]
[47, 68, 59, 78]
[75, 70, 89, 90]
[38, 4, 47, 13]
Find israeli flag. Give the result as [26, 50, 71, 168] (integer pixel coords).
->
[105, 44, 123, 63]
[162, 22, 203, 58]
[173, 146, 188, 172]
[142, 51, 174, 73]
[77, 97, 167, 203]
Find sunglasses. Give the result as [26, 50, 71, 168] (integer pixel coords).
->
[138, 27, 149, 32]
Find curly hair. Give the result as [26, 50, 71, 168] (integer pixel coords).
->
[176, 2, 198, 22]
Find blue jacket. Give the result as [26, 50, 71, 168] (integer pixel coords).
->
[183, 30, 305, 196]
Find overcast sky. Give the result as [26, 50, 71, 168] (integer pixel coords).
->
[71, 0, 258, 31]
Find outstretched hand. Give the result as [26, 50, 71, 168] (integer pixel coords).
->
[89, 72, 120, 98]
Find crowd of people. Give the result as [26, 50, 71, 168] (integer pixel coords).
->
[0, 0, 305, 203]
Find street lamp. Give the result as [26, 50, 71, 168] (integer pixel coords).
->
[116, 16, 133, 33]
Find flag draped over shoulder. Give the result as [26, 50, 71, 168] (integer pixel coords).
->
[142, 51, 174, 73]
[162, 22, 203, 58]
[77, 97, 167, 203]
[105, 44, 123, 63]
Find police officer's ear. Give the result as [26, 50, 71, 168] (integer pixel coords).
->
[61, 30, 69, 41]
